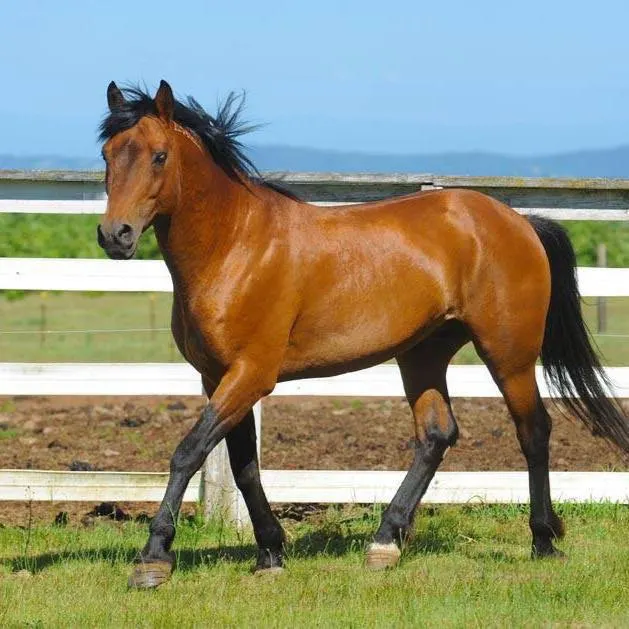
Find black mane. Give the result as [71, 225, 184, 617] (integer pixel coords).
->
[99, 86, 300, 200]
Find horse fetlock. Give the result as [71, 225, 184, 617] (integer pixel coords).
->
[254, 547, 284, 573]
[531, 543, 566, 560]
[530, 514, 565, 540]
[147, 519, 176, 550]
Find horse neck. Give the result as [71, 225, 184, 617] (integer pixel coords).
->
[153, 133, 269, 285]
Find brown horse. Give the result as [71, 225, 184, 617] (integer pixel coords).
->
[98, 80, 629, 589]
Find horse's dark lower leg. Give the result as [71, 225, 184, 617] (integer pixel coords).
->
[368, 328, 465, 569]
[226, 410, 285, 572]
[129, 404, 227, 588]
[372, 401, 457, 546]
[129, 360, 278, 588]
[499, 368, 564, 557]
[503, 371, 564, 557]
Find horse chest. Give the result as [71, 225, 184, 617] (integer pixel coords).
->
[171, 306, 225, 379]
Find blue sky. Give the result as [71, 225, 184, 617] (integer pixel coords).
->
[1, 0, 629, 156]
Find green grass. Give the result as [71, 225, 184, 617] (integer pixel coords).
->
[0, 428, 19, 440]
[1, 292, 628, 365]
[0, 292, 181, 363]
[1, 504, 629, 628]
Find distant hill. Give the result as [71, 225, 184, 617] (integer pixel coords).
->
[248, 145, 629, 178]
[0, 154, 102, 171]
[2, 144, 629, 177]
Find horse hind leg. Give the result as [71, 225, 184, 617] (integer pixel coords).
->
[470, 317, 565, 558]
[225, 409, 285, 573]
[366, 323, 467, 569]
[497, 365, 565, 557]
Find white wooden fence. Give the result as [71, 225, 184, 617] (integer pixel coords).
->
[1, 173, 629, 521]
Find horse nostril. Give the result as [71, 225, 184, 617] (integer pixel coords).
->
[97, 223, 135, 255]
[114, 223, 134, 245]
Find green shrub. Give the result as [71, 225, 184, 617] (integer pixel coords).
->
[562, 221, 629, 267]
[0, 215, 160, 260]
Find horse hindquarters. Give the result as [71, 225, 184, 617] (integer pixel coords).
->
[463, 212, 628, 556]
[458, 210, 566, 556]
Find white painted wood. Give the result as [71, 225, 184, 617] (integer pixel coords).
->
[202, 402, 262, 526]
[253, 401, 262, 458]
[273, 365, 629, 399]
[0, 362, 202, 396]
[2, 257, 627, 296]
[1, 363, 628, 398]
[1, 198, 628, 221]
[314, 204, 629, 220]
[0, 257, 172, 292]
[0, 199, 105, 214]
[0, 469, 201, 502]
[2, 469, 628, 504]
[514, 208, 629, 221]
[575, 267, 629, 297]
[203, 440, 241, 521]
[260, 470, 629, 504]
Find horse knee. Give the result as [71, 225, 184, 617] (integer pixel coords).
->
[170, 406, 221, 474]
[530, 512, 565, 540]
[414, 390, 459, 455]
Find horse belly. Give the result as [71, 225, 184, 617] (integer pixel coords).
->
[280, 285, 448, 377]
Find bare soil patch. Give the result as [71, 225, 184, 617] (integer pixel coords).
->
[1, 395, 627, 526]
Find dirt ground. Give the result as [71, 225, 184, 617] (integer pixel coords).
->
[1, 394, 627, 526]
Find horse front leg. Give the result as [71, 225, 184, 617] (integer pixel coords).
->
[128, 358, 277, 589]
[226, 410, 285, 573]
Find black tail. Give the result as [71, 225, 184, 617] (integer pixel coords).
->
[527, 215, 629, 452]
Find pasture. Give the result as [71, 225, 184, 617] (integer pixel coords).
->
[1, 291, 628, 365]
[1, 504, 628, 628]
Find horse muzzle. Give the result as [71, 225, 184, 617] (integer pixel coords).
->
[97, 222, 138, 260]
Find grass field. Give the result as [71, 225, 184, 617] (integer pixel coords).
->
[0, 292, 178, 363]
[1, 291, 628, 365]
[1, 504, 628, 628]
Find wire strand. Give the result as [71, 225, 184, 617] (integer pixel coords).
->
[0, 328, 170, 335]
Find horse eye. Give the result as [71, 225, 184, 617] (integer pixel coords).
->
[101, 150, 107, 162]
[153, 151, 167, 165]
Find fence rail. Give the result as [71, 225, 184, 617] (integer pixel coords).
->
[2, 470, 628, 504]
[2, 363, 628, 398]
[1, 172, 629, 518]
[2, 258, 629, 296]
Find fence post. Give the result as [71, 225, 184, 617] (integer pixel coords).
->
[597, 243, 607, 333]
[39, 292, 47, 346]
[202, 400, 262, 528]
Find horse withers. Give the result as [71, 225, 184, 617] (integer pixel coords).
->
[97, 80, 629, 588]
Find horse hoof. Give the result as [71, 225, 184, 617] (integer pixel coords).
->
[253, 566, 284, 577]
[532, 545, 566, 561]
[366, 542, 401, 570]
[128, 560, 174, 589]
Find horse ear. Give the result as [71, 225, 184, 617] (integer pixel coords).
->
[107, 81, 125, 111]
[155, 80, 175, 122]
